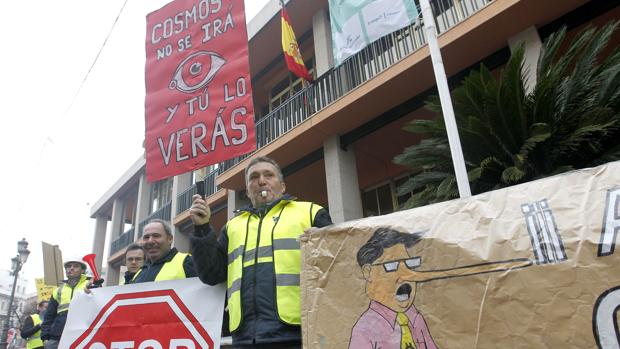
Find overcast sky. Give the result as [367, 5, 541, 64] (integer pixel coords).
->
[0, 0, 270, 292]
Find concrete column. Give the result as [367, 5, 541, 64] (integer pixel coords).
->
[508, 26, 542, 93]
[110, 198, 124, 241]
[171, 172, 192, 224]
[323, 136, 363, 223]
[312, 8, 334, 76]
[171, 172, 192, 251]
[92, 216, 107, 273]
[134, 173, 152, 238]
[105, 262, 120, 287]
[228, 190, 247, 220]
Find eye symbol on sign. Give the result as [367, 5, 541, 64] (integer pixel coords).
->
[169, 51, 226, 94]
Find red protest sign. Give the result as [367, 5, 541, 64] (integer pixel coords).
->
[145, 0, 256, 182]
[69, 289, 215, 349]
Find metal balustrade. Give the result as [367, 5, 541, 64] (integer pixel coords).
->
[176, 168, 222, 214]
[137, 202, 172, 239]
[173, 0, 493, 209]
[214, 0, 493, 174]
[110, 227, 134, 256]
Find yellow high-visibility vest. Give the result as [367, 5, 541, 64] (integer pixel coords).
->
[154, 252, 188, 281]
[52, 275, 89, 314]
[226, 200, 321, 332]
[26, 314, 42, 349]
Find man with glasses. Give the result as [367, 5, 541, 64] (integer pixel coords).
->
[121, 243, 146, 285]
[350, 228, 437, 349]
[349, 227, 532, 348]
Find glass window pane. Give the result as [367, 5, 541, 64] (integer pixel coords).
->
[377, 184, 393, 215]
[362, 190, 378, 217]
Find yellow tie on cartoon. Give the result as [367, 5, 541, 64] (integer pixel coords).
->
[397, 312, 417, 349]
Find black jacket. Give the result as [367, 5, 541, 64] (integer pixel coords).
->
[190, 195, 332, 346]
[20, 313, 42, 340]
[132, 247, 196, 283]
[123, 270, 137, 284]
[41, 278, 87, 341]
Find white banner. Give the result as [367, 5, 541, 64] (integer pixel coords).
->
[329, 0, 419, 66]
[58, 278, 226, 349]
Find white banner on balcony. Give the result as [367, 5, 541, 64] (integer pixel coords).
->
[329, 0, 419, 66]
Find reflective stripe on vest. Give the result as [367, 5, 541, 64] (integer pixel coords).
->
[52, 275, 89, 314]
[26, 314, 43, 349]
[226, 200, 321, 332]
[131, 269, 142, 282]
[154, 252, 188, 281]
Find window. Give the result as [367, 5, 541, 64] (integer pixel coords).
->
[150, 178, 173, 213]
[268, 58, 315, 112]
[361, 175, 415, 217]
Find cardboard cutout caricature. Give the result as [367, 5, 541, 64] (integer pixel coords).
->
[301, 161, 620, 349]
[350, 228, 533, 349]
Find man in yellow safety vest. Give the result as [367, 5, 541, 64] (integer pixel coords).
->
[120, 243, 145, 285]
[132, 219, 196, 282]
[20, 301, 48, 349]
[190, 156, 333, 348]
[41, 258, 90, 349]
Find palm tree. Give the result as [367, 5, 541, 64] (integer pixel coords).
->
[394, 22, 620, 208]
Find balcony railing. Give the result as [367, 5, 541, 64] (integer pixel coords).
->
[176, 168, 223, 214]
[168, 0, 493, 211]
[110, 227, 134, 256]
[212, 0, 493, 175]
[137, 202, 172, 239]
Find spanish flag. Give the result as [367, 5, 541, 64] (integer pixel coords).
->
[281, 7, 313, 82]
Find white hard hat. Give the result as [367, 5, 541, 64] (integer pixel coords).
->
[64, 256, 87, 270]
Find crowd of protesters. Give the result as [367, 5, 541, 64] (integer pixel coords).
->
[21, 156, 328, 349]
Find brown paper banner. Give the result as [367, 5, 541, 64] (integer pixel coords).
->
[301, 161, 620, 349]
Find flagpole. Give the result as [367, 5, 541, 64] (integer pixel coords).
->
[419, 0, 472, 198]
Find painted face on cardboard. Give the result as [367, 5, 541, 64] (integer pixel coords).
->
[125, 249, 145, 273]
[362, 244, 422, 313]
[246, 162, 286, 208]
[142, 222, 173, 262]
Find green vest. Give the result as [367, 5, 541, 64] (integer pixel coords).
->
[226, 200, 321, 332]
[154, 252, 188, 281]
[52, 275, 89, 313]
[26, 314, 42, 349]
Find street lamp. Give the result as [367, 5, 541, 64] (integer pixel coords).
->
[0, 239, 30, 349]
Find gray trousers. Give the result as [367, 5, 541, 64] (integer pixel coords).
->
[44, 339, 59, 349]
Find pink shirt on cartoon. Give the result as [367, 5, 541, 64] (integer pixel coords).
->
[349, 301, 438, 349]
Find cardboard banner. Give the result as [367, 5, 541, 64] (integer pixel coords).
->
[329, 0, 419, 66]
[35, 278, 56, 303]
[145, 0, 256, 182]
[58, 278, 226, 349]
[301, 161, 620, 348]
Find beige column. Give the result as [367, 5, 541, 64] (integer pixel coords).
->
[110, 198, 124, 241]
[312, 8, 334, 76]
[323, 136, 363, 223]
[227, 190, 249, 220]
[105, 262, 120, 287]
[134, 173, 152, 239]
[91, 216, 107, 273]
[508, 26, 542, 93]
[171, 173, 193, 252]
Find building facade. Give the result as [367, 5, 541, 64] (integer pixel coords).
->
[0, 269, 34, 344]
[90, 0, 620, 285]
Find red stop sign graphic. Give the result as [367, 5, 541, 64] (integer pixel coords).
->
[70, 289, 215, 349]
